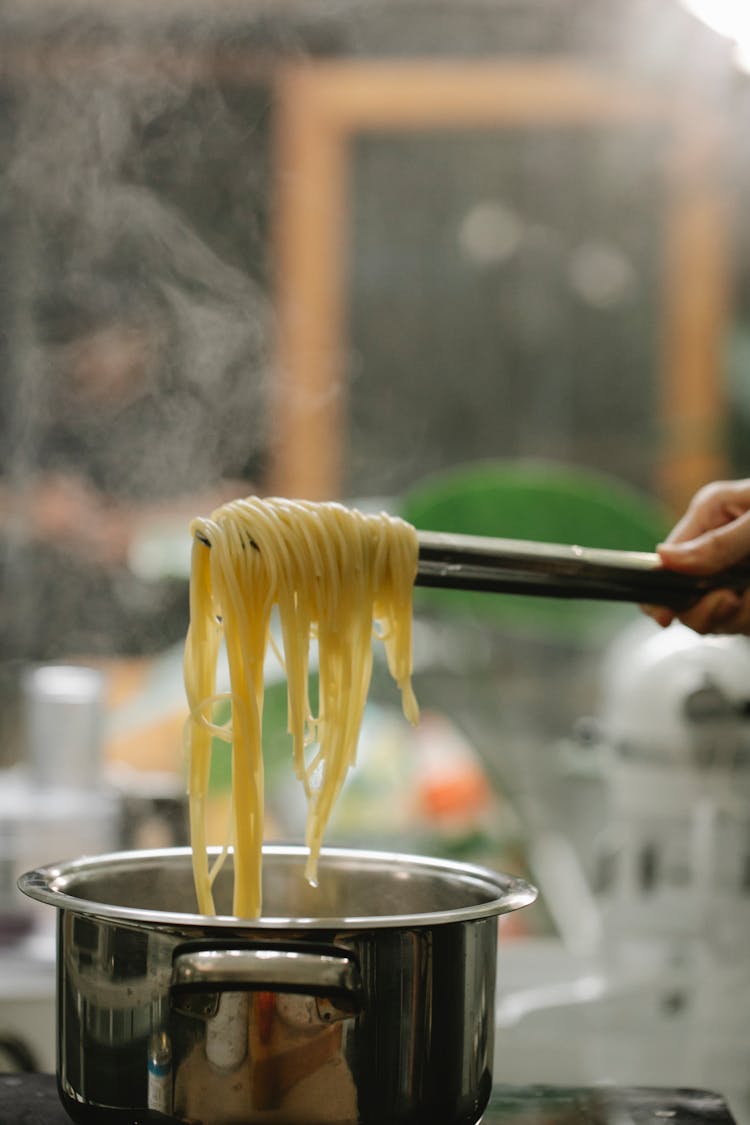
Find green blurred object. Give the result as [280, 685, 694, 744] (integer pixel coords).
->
[399, 459, 670, 639]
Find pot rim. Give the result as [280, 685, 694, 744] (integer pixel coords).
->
[18, 844, 537, 930]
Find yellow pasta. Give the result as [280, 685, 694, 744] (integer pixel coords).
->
[183, 497, 420, 918]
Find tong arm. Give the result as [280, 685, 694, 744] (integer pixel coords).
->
[415, 531, 750, 610]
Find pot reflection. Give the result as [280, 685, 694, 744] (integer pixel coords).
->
[172, 989, 358, 1123]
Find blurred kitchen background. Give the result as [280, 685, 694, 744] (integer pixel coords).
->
[2, 0, 750, 1116]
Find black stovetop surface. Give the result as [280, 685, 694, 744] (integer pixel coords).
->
[483, 1085, 736, 1125]
[0, 1074, 737, 1125]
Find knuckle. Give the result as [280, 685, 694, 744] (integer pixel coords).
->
[690, 481, 730, 513]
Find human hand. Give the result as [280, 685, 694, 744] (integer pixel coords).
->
[642, 479, 750, 635]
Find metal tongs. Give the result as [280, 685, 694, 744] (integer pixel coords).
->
[193, 527, 750, 611]
[415, 531, 750, 610]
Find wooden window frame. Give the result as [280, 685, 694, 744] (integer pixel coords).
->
[270, 58, 729, 513]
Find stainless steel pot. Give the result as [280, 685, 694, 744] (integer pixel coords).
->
[19, 845, 536, 1125]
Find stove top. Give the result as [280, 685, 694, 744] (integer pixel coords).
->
[484, 1086, 736, 1125]
[0, 1075, 737, 1125]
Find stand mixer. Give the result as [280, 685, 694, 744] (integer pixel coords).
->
[495, 617, 750, 1124]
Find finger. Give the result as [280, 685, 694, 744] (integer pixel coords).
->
[675, 589, 744, 635]
[663, 479, 750, 545]
[715, 590, 750, 635]
[639, 604, 675, 629]
[657, 509, 750, 574]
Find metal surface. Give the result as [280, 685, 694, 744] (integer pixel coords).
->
[19, 844, 534, 929]
[19, 846, 536, 1125]
[415, 531, 750, 607]
[171, 945, 361, 996]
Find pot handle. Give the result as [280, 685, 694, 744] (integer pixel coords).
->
[171, 945, 362, 1004]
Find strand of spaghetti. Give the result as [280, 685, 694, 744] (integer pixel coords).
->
[311, 509, 396, 876]
[305, 655, 365, 875]
[212, 517, 267, 918]
[304, 580, 374, 879]
[283, 501, 333, 795]
[245, 500, 307, 787]
[184, 535, 221, 915]
[209, 801, 235, 887]
[186, 692, 233, 740]
[380, 517, 419, 721]
[282, 503, 331, 790]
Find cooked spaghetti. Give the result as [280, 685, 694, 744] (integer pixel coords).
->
[183, 497, 420, 918]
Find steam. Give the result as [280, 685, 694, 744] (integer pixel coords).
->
[7, 67, 268, 420]
[0, 3, 285, 680]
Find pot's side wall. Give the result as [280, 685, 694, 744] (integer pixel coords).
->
[55, 910, 498, 1125]
[58, 911, 177, 1112]
[353, 918, 496, 1125]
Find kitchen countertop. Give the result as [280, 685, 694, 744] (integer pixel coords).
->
[0, 1075, 738, 1125]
